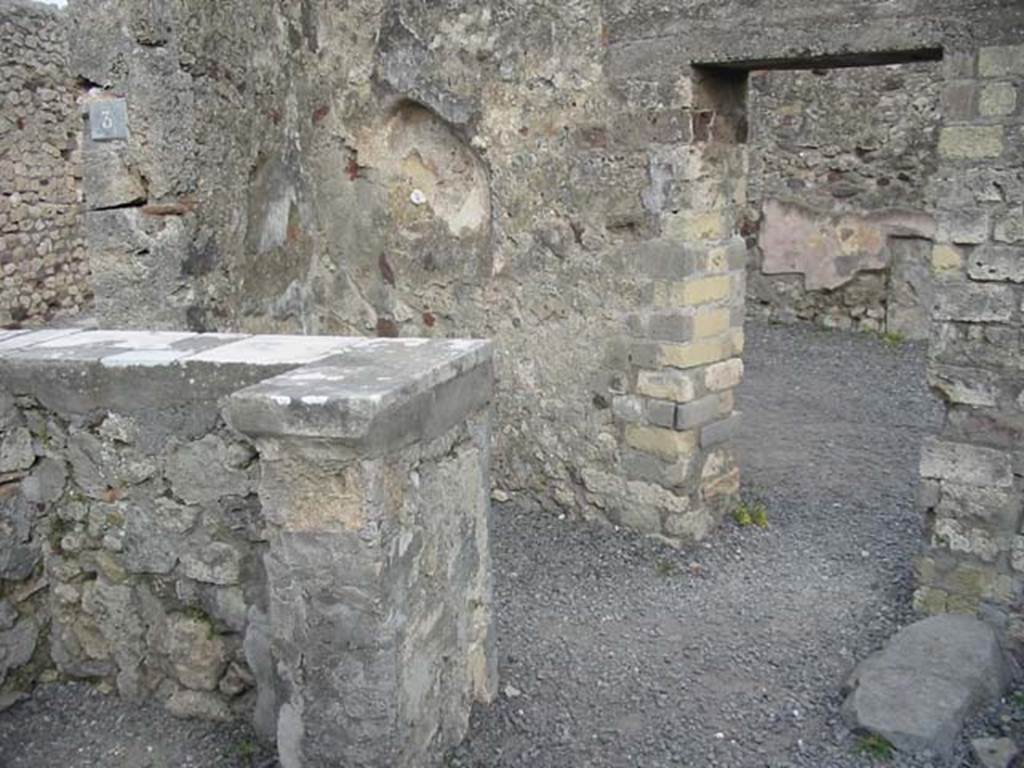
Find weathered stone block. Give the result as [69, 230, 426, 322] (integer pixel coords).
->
[937, 210, 990, 245]
[979, 45, 1024, 78]
[938, 483, 1022, 532]
[928, 365, 1000, 407]
[920, 439, 1013, 488]
[645, 398, 677, 429]
[932, 281, 1015, 323]
[968, 245, 1024, 283]
[621, 450, 692, 488]
[636, 369, 696, 403]
[994, 209, 1024, 244]
[658, 337, 735, 370]
[842, 615, 1007, 760]
[979, 82, 1018, 117]
[704, 358, 744, 392]
[938, 126, 1004, 160]
[612, 395, 645, 423]
[165, 614, 227, 692]
[624, 424, 697, 461]
[675, 395, 721, 430]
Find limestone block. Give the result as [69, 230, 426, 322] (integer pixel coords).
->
[165, 614, 227, 691]
[636, 369, 696, 403]
[842, 615, 1007, 760]
[625, 424, 697, 461]
[994, 209, 1024, 244]
[657, 337, 736, 370]
[704, 358, 744, 392]
[165, 434, 252, 505]
[675, 395, 721, 430]
[932, 281, 1015, 322]
[979, 45, 1024, 78]
[938, 209, 991, 246]
[920, 438, 1013, 487]
[979, 83, 1018, 117]
[967, 245, 1024, 283]
[938, 126, 1004, 160]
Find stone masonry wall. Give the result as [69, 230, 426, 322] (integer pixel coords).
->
[0, 328, 496, 767]
[915, 44, 1024, 628]
[0, 1, 88, 326]
[68, 1, 1024, 552]
[746, 63, 943, 337]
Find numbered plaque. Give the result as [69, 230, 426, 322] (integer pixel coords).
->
[89, 99, 128, 141]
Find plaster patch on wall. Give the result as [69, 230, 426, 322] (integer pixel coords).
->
[759, 199, 935, 290]
[361, 103, 491, 239]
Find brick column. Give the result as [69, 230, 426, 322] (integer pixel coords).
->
[915, 45, 1024, 621]
[611, 67, 750, 544]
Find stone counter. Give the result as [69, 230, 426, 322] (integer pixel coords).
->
[0, 328, 496, 768]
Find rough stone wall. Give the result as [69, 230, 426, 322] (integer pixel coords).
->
[0, 1, 88, 326]
[69, 1, 1024, 548]
[0, 356, 265, 719]
[915, 44, 1024, 627]
[746, 63, 943, 336]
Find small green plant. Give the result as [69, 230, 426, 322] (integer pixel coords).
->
[655, 558, 678, 577]
[880, 330, 905, 347]
[733, 500, 769, 529]
[234, 738, 256, 765]
[855, 734, 894, 761]
[1010, 690, 1024, 708]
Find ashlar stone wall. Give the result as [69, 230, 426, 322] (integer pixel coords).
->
[0, 0, 88, 325]
[746, 63, 943, 337]
[0, 328, 496, 767]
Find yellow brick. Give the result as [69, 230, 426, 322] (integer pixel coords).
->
[693, 308, 731, 339]
[931, 244, 963, 273]
[682, 276, 731, 306]
[653, 276, 732, 308]
[624, 425, 698, 461]
[658, 339, 730, 369]
[938, 126, 1004, 160]
[665, 210, 731, 241]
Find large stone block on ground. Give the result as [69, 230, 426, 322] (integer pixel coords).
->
[842, 615, 1008, 760]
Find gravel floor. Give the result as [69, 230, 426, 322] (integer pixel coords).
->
[2, 320, 1014, 767]
[449, 320, 950, 768]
